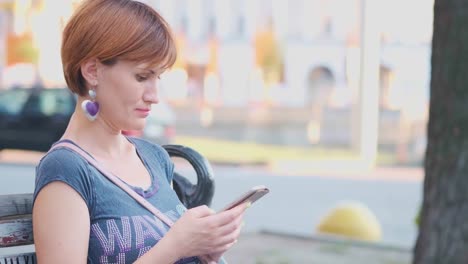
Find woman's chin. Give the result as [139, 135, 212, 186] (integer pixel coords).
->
[121, 130, 143, 136]
[127, 120, 146, 130]
[121, 123, 145, 136]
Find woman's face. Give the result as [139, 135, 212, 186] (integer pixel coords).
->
[94, 60, 162, 132]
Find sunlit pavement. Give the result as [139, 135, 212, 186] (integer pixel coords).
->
[268, 159, 423, 182]
[0, 149, 422, 248]
[0, 150, 45, 165]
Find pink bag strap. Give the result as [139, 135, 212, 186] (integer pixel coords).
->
[49, 141, 175, 227]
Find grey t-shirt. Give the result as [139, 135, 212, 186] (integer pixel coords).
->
[34, 138, 201, 264]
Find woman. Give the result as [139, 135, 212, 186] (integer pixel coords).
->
[32, 0, 246, 263]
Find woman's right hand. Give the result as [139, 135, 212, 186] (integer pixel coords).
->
[165, 203, 248, 260]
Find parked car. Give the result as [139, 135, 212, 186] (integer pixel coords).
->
[0, 86, 176, 152]
[0, 86, 74, 152]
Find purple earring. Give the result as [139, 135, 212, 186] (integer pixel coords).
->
[81, 88, 100, 121]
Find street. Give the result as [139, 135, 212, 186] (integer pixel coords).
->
[208, 165, 422, 249]
[0, 160, 422, 249]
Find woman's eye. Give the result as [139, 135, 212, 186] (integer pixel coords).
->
[136, 75, 148, 82]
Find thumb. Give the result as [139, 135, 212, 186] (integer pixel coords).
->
[187, 205, 215, 218]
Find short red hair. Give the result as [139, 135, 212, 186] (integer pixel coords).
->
[61, 0, 177, 96]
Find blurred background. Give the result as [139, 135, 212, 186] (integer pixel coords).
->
[0, 0, 433, 263]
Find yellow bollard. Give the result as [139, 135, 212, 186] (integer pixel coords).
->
[316, 201, 382, 242]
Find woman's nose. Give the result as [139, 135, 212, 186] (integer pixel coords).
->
[143, 82, 159, 104]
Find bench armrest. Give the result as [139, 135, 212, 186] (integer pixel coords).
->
[163, 144, 215, 209]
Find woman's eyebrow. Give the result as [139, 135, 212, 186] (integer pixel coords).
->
[137, 68, 156, 74]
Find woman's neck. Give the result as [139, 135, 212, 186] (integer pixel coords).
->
[61, 107, 133, 160]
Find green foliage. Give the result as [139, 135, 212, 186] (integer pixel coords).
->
[415, 207, 421, 227]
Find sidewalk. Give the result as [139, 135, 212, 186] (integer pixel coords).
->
[225, 231, 412, 264]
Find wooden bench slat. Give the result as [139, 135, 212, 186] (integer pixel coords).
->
[0, 195, 33, 218]
[0, 252, 36, 264]
[0, 215, 33, 247]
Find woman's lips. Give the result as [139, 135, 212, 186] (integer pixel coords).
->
[135, 108, 150, 117]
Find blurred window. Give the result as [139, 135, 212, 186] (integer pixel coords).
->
[0, 89, 30, 114]
[379, 65, 394, 109]
[37, 89, 74, 116]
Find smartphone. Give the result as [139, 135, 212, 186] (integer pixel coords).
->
[220, 185, 270, 211]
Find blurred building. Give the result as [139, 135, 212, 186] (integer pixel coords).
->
[150, 0, 432, 115]
[0, 0, 433, 114]
[150, 0, 432, 160]
[0, 0, 76, 87]
[0, 0, 433, 160]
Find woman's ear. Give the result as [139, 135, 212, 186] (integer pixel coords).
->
[81, 59, 98, 87]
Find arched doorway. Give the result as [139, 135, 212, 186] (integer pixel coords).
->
[306, 66, 335, 107]
[305, 66, 336, 144]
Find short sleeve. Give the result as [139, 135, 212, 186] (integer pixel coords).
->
[34, 148, 95, 211]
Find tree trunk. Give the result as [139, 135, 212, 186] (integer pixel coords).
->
[414, 0, 468, 263]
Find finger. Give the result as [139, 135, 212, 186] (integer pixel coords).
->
[215, 213, 243, 237]
[229, 201, 251, 215]
[203, 209, 237, 227]
[210, 238, 239, 254]
[215, 223, 242, 247]
[188, 205, 216, 218]
[224, 205, 246, 221]
[201, 201, 248, 229]
[210, 220, 243, 249]
[214, 202, 247, 220]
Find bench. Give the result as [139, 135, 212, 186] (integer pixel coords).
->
[0, 145, 215, 263]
